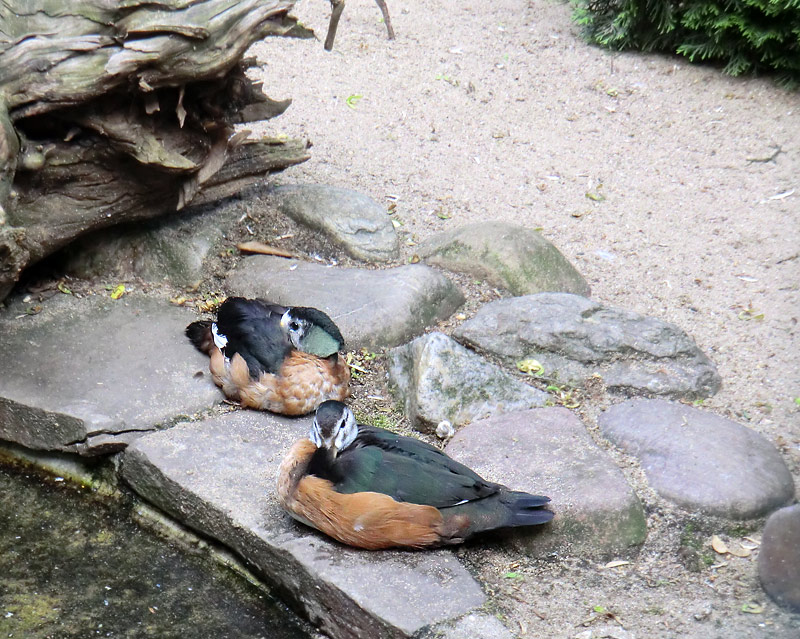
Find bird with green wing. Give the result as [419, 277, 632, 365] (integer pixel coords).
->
[277, 400, 553, 549]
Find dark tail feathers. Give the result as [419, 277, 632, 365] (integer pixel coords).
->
[439, 489, 553, 543]
[186, 320, 214, 354]
[505, 491, 554, 527]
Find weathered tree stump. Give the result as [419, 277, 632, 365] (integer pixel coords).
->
[0, 0, 314, 301]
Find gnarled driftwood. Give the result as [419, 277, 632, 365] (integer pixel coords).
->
[0, 0, 314, 300]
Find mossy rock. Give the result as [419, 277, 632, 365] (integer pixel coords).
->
[417, 222, 589, 296]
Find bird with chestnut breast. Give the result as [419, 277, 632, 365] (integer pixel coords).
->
[277, 401, 553, 549]
[186, 297, 350, 416]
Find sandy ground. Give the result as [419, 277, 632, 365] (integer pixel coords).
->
[243, 0, 800, 636]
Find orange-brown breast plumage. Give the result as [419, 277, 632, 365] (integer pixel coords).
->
[207, 348, 350, 415]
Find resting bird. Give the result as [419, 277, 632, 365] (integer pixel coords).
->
[277, 401, 553, 549]
[186, 297, 350, 416]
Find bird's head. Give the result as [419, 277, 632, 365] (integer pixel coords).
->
[309, 400, 358, 457]
[280, 307, 344, 357]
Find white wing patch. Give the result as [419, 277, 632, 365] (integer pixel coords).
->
[211, 323, 228, 349]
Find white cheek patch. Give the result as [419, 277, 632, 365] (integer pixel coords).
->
[211, 323, 228, 350]
[333, 427, 348, 451]
[309, 421, 323, 447]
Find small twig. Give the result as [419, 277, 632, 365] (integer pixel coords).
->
[747, 144, 783, 164]
[375, 0, 394, 39]
[236, 241, 296, 258]
[324, 0, 346, 51]
[324, 0, 394, 51]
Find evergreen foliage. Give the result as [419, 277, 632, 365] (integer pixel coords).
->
[572, 0, 800, 87]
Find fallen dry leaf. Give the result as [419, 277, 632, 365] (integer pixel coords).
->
[741, 602, 764, 614]
[602, 560, 631, 569]
[727, 544, 752, 558]
[711, 535, 729, 554]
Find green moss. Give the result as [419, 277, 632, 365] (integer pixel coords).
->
[726, 523, 757, 538]
[680, 521, 703, 550]
[5, 593, 61, 633]
[355, 411, 403, 433]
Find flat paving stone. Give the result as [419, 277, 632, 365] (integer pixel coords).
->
[121, 411, 486, 639]
[445, 407, 647, 558]
[388, 332, 547, 433]
[454, 293, 721, 399]
[759, 504, 800, 613]
[225, 256, 465, 349]
[268, 184, 399, 262]
[418, 222, 589, 296]
[598, 399, 795, 519]
[0, 294, 218, 455]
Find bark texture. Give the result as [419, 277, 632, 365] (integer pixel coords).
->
[0, 0, 313, 300]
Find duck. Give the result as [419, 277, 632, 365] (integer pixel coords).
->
[277, 401, 553, 549]
[186, 297, 350, 416]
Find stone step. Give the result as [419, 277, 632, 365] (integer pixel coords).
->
[388, 332, 547, 433]
[598, 398, 795, 519]
[267, 184, 400, 263]
[0, 294, 219, 455]
[454, 292, 722, 399]
[120, 410, 492, 639]
[417, 221, 590, 297]
[445, 407, 648, 557]
[224, 256, 465, 349]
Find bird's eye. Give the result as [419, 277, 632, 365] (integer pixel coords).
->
[289, 321, 300, 331]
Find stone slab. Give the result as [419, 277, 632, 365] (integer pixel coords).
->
[454, 293, 721, 399]
[268, 184, 399, 262]
[388, 332, 547, 433]
[0, 294, 218, 455]
[225, 256, 465, 349]
[120, 410, 486, 639]
[759, 504, 800, 613]
[418, 222, 589, 296]
[598, 399, 794, 519]
[445, 407, 647, 557]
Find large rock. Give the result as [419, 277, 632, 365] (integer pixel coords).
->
[0, 294, 218, 455]
[268, 184, 399, 262]
[454, 293, 721, 399]
[387, 332, 548, 433]
[445, 407, 647, 557]
[417, 222, 589, 296]
[759, 504, 800, 613]
[59, 198, 240, 287]
[225, 256, 465, 349]
[121, 411, 487, 639]
[598, 399, 794, 518]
